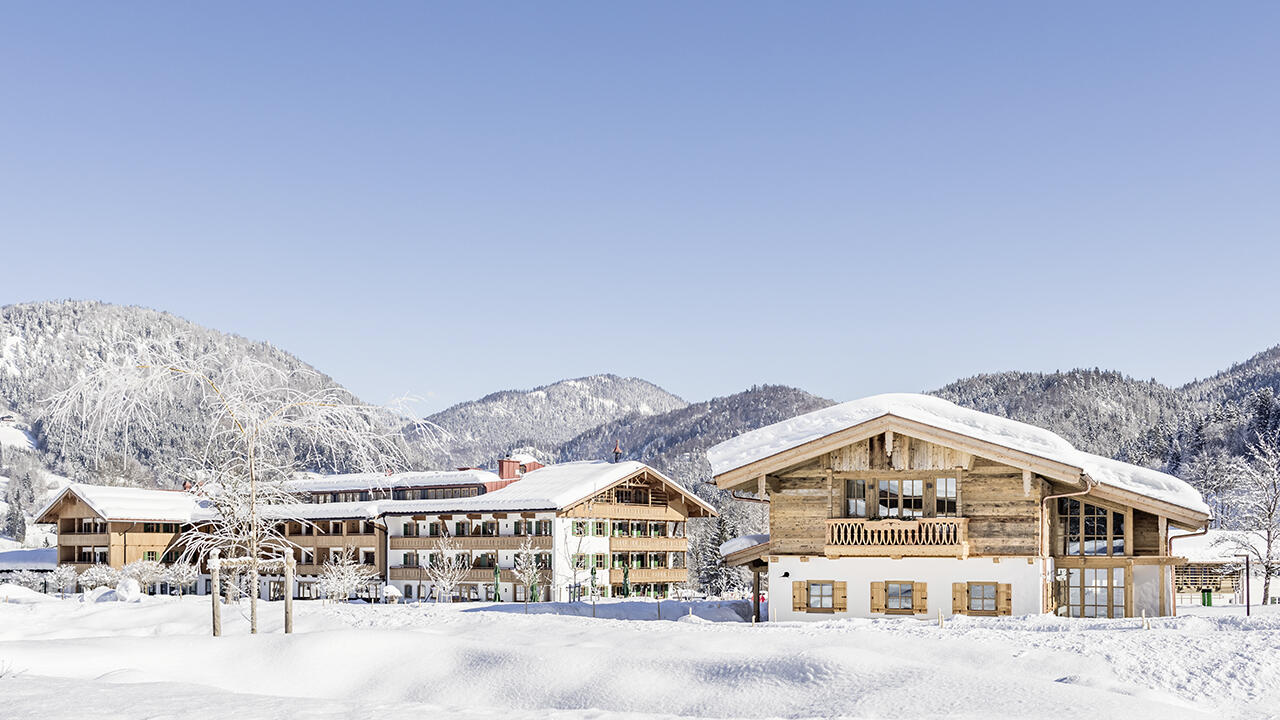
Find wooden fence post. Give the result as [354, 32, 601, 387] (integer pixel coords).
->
[284, 555, 295, 635]
[210, 549, 222, 638]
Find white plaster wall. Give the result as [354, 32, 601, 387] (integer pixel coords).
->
[768, 556, 1046, 621]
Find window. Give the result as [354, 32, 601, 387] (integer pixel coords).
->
[144, 551, 158, 562]
[1059, 499, 1128, 557]
[455, 522, 469, 537]
[593, 521, 607, 536]
[535, 520, 553, 536]
[403, 522, 417, 537]
[513, 520, 528, 536]
[886, 581, 913, 613]
[846, 479, 868, 517]
[877, 480, 924, 518]
[573, 554, 588, 570]
[968, 582, 997, 614]
[808, 582, 834, 610]
[427, 522, 441, 537]
[593, 554, 607, 569]
[1059, 567, 1126, 618]
[935, 477, 958, 517]
[572, 521, 588, 536]
[403, 552, 419, 567]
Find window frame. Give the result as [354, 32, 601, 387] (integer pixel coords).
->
[967, 581, 998, 615]
[885, 580, 915, 614]
[807, 581, 835, 612]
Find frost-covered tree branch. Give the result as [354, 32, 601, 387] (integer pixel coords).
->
[43, 333, 443, 633]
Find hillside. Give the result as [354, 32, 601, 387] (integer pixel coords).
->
[0, 300, 372, 482]
[422, 374, 687, 468]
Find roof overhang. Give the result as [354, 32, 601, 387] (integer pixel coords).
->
[563, 465, 718, 518]
[714, 413, 1087, 492]
[722, 540, 771, 568]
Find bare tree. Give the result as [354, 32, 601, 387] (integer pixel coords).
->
[45, 334, 441, 633]
[560, 525, 588, 603]
[1223, 435, 1280, 602]
[425, 529, 472, 603]
[318, 546, 378, 603]
[514, 535, 542, 612]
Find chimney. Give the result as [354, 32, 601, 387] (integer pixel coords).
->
[613, 440, 622, 463]
[498, 458, 520, 480]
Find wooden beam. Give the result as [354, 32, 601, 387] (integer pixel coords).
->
[1022, 469, 1032, 497]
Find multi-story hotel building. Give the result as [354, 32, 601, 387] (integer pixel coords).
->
[36, 459, 716, 601]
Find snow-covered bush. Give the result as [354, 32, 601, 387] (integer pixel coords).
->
[318, 547, 377, 603]
[5, 569, 42, 591]
[121, 559, 165, 594]
[48, 564, 79, 598]
[164, 561, 200, 597]
[78, 564, 119, 590]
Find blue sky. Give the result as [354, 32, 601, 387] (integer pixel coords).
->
[2, 3, 1278, 411]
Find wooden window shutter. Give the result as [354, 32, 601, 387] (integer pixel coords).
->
[913, 581, 929, 614]
[833, 581, 848, 612]
[870, 581, 886, 613]
[997, 583, 1012, 616]
[792, 581, 807, 612]
[952, 582, 968, 615]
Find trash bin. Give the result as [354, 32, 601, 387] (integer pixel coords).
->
[1202, 589, 1212, 606]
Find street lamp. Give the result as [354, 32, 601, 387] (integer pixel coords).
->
[1234, 553, 1252, 617]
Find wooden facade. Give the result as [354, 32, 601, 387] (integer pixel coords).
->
[716, 415, 1210, 619]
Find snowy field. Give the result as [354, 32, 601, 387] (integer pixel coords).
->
[1, 588, 1278, 720]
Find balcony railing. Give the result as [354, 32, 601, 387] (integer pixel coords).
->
[389, 535, 553, 551]
[608, 536, 686, 552]
[825, 518, 970, 558]
[608, 568, 687, 584]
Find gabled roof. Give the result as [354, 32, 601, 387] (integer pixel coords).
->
[35, 483, 207, 524]
[281, 469, 500, 494]
[379, 461, 717, 517]
[707, 393, 1210, 519]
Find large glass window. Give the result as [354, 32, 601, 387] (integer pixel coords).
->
[935, 477, 958, 517]
[1059, 499, 1128, 557]
[1060, 567, 1127, 618]
[879, 480, 901, 517]
[846, 479, 868, 517]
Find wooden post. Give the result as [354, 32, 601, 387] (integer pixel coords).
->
[210, 549, 222, 638]
[752, 568, 761, 623]
[284, 555, 295, 635]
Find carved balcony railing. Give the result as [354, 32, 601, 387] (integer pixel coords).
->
[825, 518, 970, 558]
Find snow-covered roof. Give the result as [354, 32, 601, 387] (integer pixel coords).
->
[380, 461, 717, 516]
[262, 501, 383, 521]
[719, 534, 769, 558]
[0, 424, 34, 451]
[0, 547, 56, 571]
[1170, 530, 1276, 563]
[282, 469, 499, 494]
[706, 393, 1210, 517]
[36, 484, 206, 523]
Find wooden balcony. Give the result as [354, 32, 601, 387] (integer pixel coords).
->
[825, 518, 970, 558]
[387, 566, 542, 583]
[59, 532, 109, 546]
[389, 535, 553, 551]
[608, 536, 687, 552]
[287, 534, 378, 548]
[609, 568, 687, 584]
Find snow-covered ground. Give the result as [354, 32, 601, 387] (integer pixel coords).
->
[1, 590, 1278, 719]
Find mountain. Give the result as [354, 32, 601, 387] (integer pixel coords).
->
[0, 300, 365, 482]
[422, 375, 687, 468]
[1182, 345, 1280, 405]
